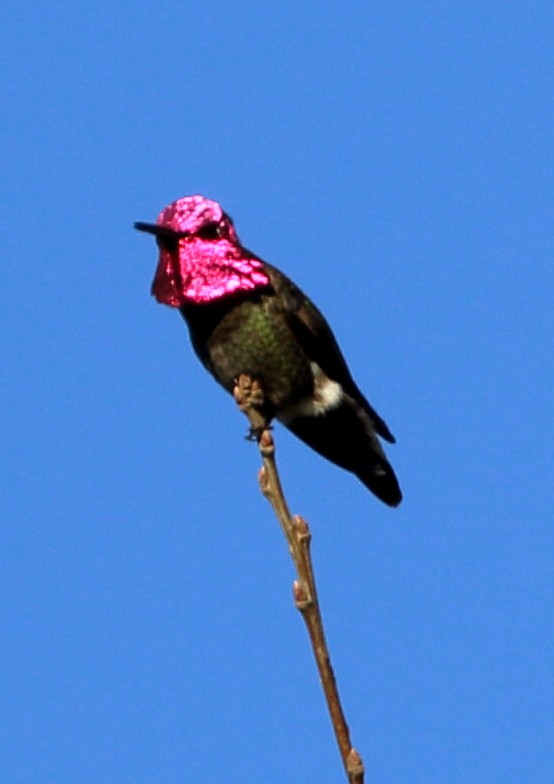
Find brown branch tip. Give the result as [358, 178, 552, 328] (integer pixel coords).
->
[233, 375, 365, 783]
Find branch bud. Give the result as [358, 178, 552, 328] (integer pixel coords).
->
[346, 748, 364, 777]
[259, 428, 275, 457]
[292, 580, 311, 610]
[293, 515, 309, 534]
[258, 466, 270, 493]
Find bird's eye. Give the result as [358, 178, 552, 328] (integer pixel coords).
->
[196, 223, 221, 240]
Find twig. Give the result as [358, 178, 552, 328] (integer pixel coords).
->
[233, 375, 365, 784]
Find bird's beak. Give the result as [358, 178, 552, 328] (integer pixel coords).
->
[134, 222, 188, 240]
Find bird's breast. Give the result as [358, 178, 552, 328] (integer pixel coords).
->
[185, 295, 315, 413]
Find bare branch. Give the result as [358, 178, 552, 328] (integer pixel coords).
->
[233, 374, 365, 783]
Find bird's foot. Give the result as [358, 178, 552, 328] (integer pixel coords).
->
[245, 423, 273, 442]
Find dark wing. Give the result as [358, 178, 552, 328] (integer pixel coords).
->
[264, 263, 396, 443]
[284, 393, 402, 506]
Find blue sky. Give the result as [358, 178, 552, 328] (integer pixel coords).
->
[2, 3, 553, 782]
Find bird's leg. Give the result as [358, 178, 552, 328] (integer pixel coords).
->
[245, 423, 273, 441]
[233, 374, 272, 441]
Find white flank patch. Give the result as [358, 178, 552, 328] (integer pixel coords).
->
[279, 363, 344, 421]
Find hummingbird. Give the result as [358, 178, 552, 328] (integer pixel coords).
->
[135, 195, 402, 507]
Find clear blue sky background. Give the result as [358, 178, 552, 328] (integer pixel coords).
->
[2, 3, 553, 782]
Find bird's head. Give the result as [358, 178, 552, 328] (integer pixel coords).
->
[135, 195, 269, 306]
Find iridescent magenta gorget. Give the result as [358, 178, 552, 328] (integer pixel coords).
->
[151, 195, 270, 306]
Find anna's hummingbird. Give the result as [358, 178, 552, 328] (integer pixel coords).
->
[135, 195, 402, 507]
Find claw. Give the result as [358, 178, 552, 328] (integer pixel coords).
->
[245, 423, 273, 441]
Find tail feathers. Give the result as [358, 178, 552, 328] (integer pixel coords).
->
[355, 461, 402, 507]
[282, 398, 402, 507]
